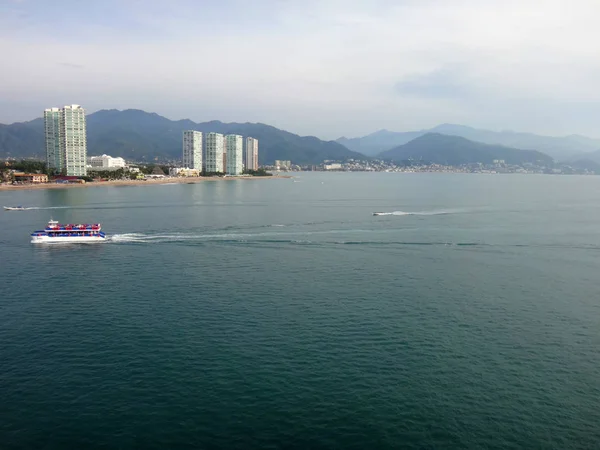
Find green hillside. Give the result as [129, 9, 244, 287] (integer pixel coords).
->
[378, 133, 553, 165]
[0, 109, 365, 165]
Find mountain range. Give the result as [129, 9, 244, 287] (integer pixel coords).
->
[0, 109, 364, 165]
[379, 133, 554, 166]
[337, 124, 600, 161]
[3, 109, 600, 167]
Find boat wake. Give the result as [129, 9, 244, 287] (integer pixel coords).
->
[109, 232, 471, 246]
[110, 232, 263, 243]
[373, 209, 465, 216]
[107, 232, 600, 253]
[111, 233, 187, 243]
[110, 229, 372, 244]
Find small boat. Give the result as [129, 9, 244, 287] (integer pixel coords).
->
[4, 206, 27, 211]
[31, 219, 107, 244]
[373, 212, 385, 216]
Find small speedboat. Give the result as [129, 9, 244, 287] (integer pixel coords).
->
[4, 206, 27, 211]
[373, 212, 385, 216]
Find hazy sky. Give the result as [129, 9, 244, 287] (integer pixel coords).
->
[1, 0, 599, 139]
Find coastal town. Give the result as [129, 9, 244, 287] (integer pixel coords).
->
[1, 104, 265, 187]
[264, 159, 598, 175]
[4, 156, 596, 189]
[1, 103, 598, 188]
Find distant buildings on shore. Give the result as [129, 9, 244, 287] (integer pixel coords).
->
[44, 105, 87, 176]
[260, 158, 597, 175]
[182, 131, 258, 175]
[87, 154, 126, 170]
[274, 160, 292, 171]
[42, 104, 258, 178]
[324, 163, 342, 170]
[13, 173, 49, 183]
[42, 105, 259, 178]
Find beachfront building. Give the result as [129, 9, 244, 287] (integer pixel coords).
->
[169, 167, 200, 177]
[44, 104, 87, 176]
[87, 154, 126, 170]
[13, 173, 49, 183]
[204, 132, 224, 173]
[183, 130, 202, 169]
[44, 108, 62, 172]
[274, 160, 292, 170]
[245, 137, 259, 171]
[225, 134, 243, 175]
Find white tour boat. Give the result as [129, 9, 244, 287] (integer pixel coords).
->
[31, 219, 107, 244]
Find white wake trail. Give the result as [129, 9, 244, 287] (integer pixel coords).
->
[374, 208, 468, 216]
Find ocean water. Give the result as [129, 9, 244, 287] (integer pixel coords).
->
[1, 173, 600, 449]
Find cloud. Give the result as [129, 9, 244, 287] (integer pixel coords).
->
[58, 62, 84, 69]
[395, 66, 474, 100]
[1, 0, 600, 139]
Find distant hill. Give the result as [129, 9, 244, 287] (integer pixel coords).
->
[0, 109, 364, 165]
[338, 123, 600, 161]
[565, 158, 600, 174]
[378, 133, 554, 166]
[337, 129, 423, 157]
[0, 119, 45, 158]
[566, 149, 600, 165]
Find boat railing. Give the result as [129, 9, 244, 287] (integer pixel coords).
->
[45, 223, 101, 231]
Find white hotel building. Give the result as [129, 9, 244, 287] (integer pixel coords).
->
[44, 104, 87, 176]
[204, 132, 224, 173]
[87, 154, 126, 170]
[225, 134, 243, 175]
[183, 130, 203, 169]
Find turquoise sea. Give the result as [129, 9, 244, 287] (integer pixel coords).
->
[1, 173, 600, 449]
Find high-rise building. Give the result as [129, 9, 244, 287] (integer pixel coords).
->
[44, 104, 87, 176]
[245, 137, 259, 171]
[61, 105, 87, 176]
[204, 132, 224, 173]
[225, 134, 244, 175]
[44, 108, 62, 171]
[182, 131, 202, 169]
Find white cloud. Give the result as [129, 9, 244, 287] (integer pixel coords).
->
[1, 0, 600, 138]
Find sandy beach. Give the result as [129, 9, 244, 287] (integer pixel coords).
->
[0, 175, 291, 192]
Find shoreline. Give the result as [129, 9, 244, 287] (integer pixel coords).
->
[0, 175, 291, 192]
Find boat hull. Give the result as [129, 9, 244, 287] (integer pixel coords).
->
[31, 235, 107, 244]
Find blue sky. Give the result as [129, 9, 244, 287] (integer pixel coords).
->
[1, 0, 600, 139]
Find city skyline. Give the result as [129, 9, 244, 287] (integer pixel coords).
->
[2, 1, 600, 140]
[185, 131, 257, 174]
